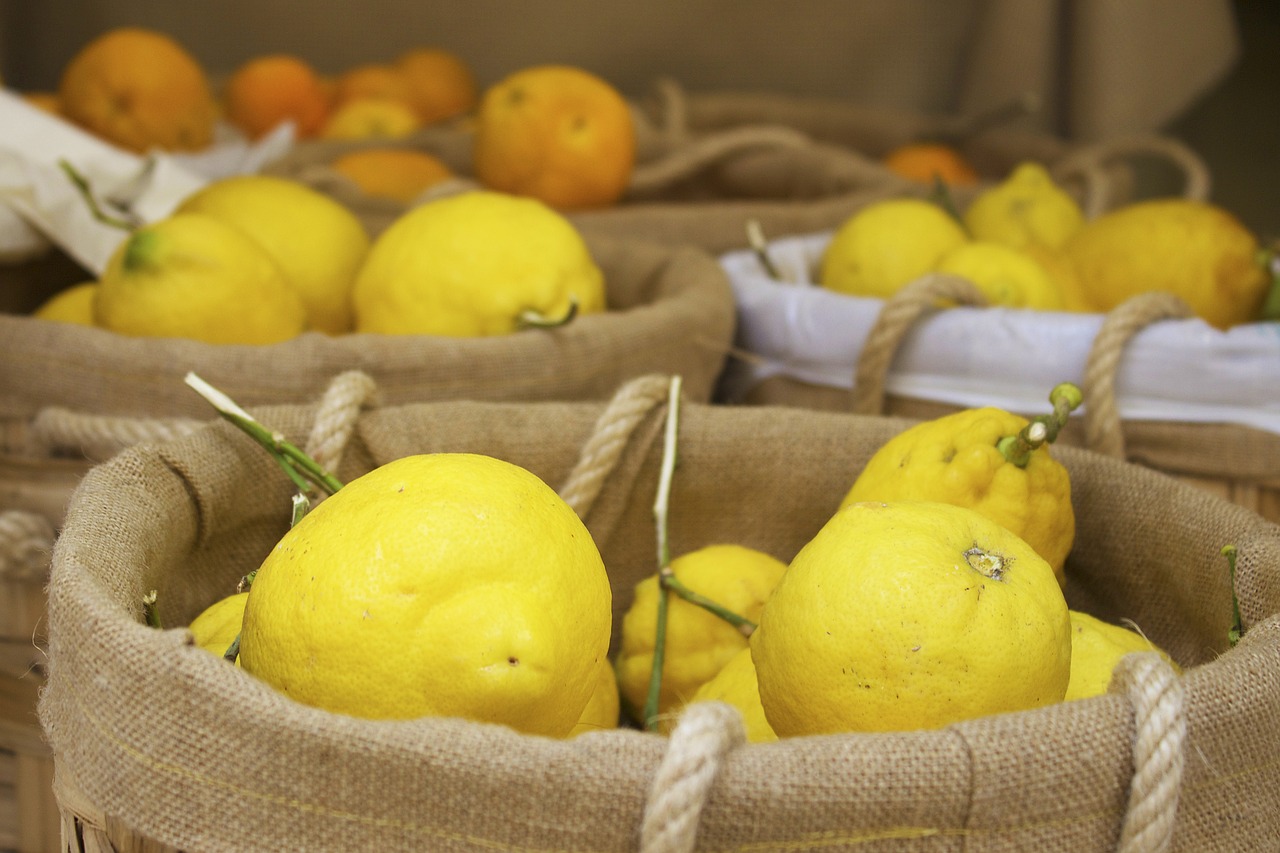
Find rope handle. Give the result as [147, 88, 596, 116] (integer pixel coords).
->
[0, 509, 56, 583]
[850, 274, 989, 415]
[1082, 293, 1196, 459]
[1050, 135, 1212, 220]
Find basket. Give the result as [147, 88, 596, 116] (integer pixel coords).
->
[39, 374, 1280, 851]
[267, 81, 1204, 254]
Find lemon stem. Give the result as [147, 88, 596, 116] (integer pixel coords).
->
[58, 158, 141, 232]
[660, 567, 757, 637]
[929, 177, 968, 233]
[746, 219, 786, 282]
[237, 570, 258, 594]
[996, 381, 1082, 467]
[518, 297, 579, 330]
[184, 372, 345, 497]
[644, 376, 683, 731]
[142, 590, 162, 629]
[223, 634, 241, 663]
[1222, 545, 1244, 648]
[1259, 246, 1280, 322]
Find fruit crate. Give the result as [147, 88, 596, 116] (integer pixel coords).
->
[716, 232, 1280, 526]
[38, 377, 1280, 851]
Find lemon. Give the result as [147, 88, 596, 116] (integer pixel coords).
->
[963, 162, 1084, 251]
[176, 175, 370, 334]
[1022, 245, 1097, 313]
[33, 281, 98, 325]
[187, 592, 248, 658]
[819, 198, 969, 298]
[841, 407, 1074, 585]
[753, 501, 1071, 736]
[686, 647, 777, 743]
[934, 241, 1064, 310]
[238, 453, 612, 737]
[615, 544, 787, 731]
[1065, 610, 1181, 701]
[95, 213, 307, 344]
[1063, 198, 1269, 329]
[353, 190, 606, 336]
[569, 659, 621, 737]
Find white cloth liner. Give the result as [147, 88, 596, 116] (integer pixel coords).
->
[719, 231, 1280, 437]
[0, 90, 293, 274]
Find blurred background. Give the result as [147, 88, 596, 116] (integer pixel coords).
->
[1, 0, 1276, 235]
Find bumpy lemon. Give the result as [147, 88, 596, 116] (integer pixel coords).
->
[1022, 245, 1097, 313]
[841, 407, 1074, 585]
[353, 190, 606, 336]
[95, 212, 306, 344]
[1064, 199, 1269, 329]
[33, 281, 98, 325]
[239, 454, 612, 737]
[187, 592, 248, 657]
[1066, 610, 1181, 701]
[176, 175, 370, 334]
[963, 162, 1084, 251]
[686, 647, 777, 743]
[934, 241, 1064, 310]
[753, 501, 1071, 736]
[820, 198, 969, 298]
[615, 544, 787, 730]
[569, 659, 621, 737]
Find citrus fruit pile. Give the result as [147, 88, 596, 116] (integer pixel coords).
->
[33, 177, 606, 343]
[818, 162, 1276, 327]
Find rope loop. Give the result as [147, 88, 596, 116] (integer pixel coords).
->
[851, 273, 988, 415]
[1110, 652, 1187, 853]
[304, 370, 380, 475]
[0, 509, 56, 583]
[640, 701, 746, 853]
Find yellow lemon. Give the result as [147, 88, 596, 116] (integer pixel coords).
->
[95, 212, 306, 344]
[569, 659, 621, 737]
[686, 647, 777, 743]
[1063, 199, 1270, 329]
[819, 198, 969, 298]
[238, 454, 612, 737]
[963, 162, 1084, 251]
[841, 407, 1074, 585]
[615, 544, 787, 731]
[353, 190, 606, 336]
[934, 241, 1064, 310]
[1065, 610, 1181, 701]
[753, 501, 1071, 736]
[176, 175, 370, 334]
[1022, 244, 1097, 313]
[321, 97, 422, 140]
[33, 281, 98, 325]
[187, 592, 248, 658]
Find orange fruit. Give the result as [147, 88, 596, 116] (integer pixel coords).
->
[883, 142, 980, 187]
[321, 97, 422, 140]
[395, 47, 478, 124]
[330, 148, 455, 203]
[333, 64, 414, 110]
[223, 54, 330, 140]
[22, 92, 61, 115]
[472, 65, 635, 210]
[58, 27, 216, 153]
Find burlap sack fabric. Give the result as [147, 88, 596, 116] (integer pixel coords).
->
[38, 373, 1280, 852]
[737, 280, 1280, 526]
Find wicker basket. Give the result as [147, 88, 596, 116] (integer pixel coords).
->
[38, 375, 1280, 852]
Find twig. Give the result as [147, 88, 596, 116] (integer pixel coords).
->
[644, 376, 683, 731]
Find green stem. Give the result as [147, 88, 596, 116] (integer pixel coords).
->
[661, 567, 756, 636]
[58, 159, 141, 231]
[518, 297, 579, 330]
[1222, 545, 1243, 647]
[996, 382, 1083, 467]
[236, 570, 258, 594]
[223, 633, 241, 663]
[644, 376, 683, 731]
[930, 177, 968, 233]
[184, 373, 344, 496]
[142, 590, 162, 629]
[1259, 246, 1280, 322]
[746, 219, 786, 282]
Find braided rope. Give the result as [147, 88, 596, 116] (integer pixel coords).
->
[304, 371, 379, 474]
[1112, 652, 1187, 853]
[639, 702, 746, 853]
[1050, 135, 1212, 218]
[0, 509, 56, 583]
[1082, 293, 1195, 459]
[850, 274, 989, 415]
[558, 374, 673, 520]
[628, 125, 813, 197]
[30, 408, 203, 459]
